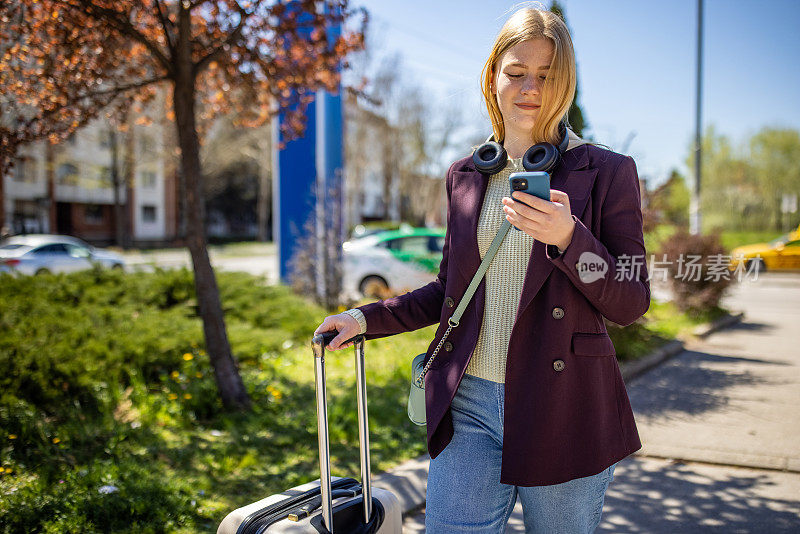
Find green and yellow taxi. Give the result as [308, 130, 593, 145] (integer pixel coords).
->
[342, 225, 446, 299]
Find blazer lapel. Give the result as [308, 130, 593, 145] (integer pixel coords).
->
[448, 144, 597, 316]
[515, 144, 598, 320]
[449, 169, 488, 283]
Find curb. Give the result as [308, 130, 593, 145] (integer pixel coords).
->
[619, 339, 685, 384]
[692, 310, 745, 339]
[373, 310, 746, 518]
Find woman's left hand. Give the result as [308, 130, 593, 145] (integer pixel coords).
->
[501, 190, 576, 250]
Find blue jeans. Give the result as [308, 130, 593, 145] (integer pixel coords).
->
[425, 373, 617, 533]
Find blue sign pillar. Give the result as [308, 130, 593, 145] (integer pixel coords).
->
[274, 3, 344, 299]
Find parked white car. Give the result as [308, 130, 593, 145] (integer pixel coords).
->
[342, 226, 446, 299]
[0, 234, 125, 275]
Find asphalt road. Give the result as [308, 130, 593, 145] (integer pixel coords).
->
[122, 244, 280, 282]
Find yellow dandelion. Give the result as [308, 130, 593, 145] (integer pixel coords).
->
[183, 353, 193, 361]
[52, 437, 61, 444]
[170, 371, 180, 379]
[4, 467, 12, 473]
[195, 372, 203, 378]
[168, 393, 178, 400]
[8, 434, 16, 440]
[183, 393, 192, 400]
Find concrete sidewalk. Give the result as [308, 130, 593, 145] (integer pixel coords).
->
[376, 273, 800, 532]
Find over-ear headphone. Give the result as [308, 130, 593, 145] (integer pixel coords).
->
[472, 121, 569, 175]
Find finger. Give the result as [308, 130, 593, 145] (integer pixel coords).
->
[549, 189, 570, 206]
[329, 332, 349, 350]
[505, 211, 540, 238]
[503, 202, 545, 226]
[314, 317, 332, 335]
[510, 191, 555, 213]
[504, 207, 538, 232]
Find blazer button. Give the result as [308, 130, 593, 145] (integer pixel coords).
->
[552, 307, 565, 320]
[444, 341, 453, 352]
[445, 296, 455, 308]
[553, 359, 566, 372]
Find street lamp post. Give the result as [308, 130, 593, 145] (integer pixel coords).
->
[690, 0, 704, 235]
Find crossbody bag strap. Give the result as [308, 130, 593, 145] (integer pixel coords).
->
[415, 219, 512, 386]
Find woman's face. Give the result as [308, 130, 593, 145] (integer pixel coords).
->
[491, 37, 555, 140]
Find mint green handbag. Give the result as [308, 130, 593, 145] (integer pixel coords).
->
[407, 220, 512, 426]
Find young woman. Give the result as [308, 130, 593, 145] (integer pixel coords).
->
[315, 6, 649, 533]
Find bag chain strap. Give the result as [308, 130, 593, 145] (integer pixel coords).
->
[415, 219, 512, 387]
[415, 322, 454, 387]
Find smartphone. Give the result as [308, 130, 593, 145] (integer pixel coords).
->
[508, 172, 551, 230]
[509, 172, 551, 204]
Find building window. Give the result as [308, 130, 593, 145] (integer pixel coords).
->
[139, 134, 155, 154]
[84, 205, 104, 224]
[99, 166, 114, 187]
[141, 205, 157, 223]
[99, 128, 113, 149]
[140, 171, 157, 188]
[13, 158, 36, 183]
[57, 163, 79, 185]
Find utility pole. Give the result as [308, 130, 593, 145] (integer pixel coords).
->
[690, 0, 704, 235]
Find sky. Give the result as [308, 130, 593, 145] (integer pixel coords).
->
[343, 0, 800, 189]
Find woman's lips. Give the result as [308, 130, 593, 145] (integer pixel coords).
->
[515, 103, 540, 110]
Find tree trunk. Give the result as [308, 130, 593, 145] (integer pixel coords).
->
[0, 158, 5, 234]
[173, 6, 250, 410]
[123, 111, 135, 249]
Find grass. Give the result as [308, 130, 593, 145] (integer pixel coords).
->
[645, 224, 788, 254]
[717, 230, 786, 252]
[0, 266, 727, 532]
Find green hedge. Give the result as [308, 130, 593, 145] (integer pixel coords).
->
[0, 267, 431, 532]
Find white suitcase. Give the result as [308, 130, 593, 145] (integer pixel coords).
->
[217, 333, 402, 534]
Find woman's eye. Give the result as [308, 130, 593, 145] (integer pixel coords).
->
[507, 73, 524, 78]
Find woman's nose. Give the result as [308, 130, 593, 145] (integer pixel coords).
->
[520, 76, 539, 95]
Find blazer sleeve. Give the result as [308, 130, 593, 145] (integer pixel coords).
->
[545, 155, 651, 326]
[354, 161, 456, 339]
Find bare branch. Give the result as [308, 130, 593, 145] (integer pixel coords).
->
[194, 2, 250, 76]
[153, 0, 176, 55]
[56, 0, 174, 76]
[76, 75, 168, 100]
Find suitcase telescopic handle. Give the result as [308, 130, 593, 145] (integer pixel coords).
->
[311, 332, 371, 534]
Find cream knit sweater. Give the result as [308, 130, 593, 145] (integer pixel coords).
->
[346, 129, 587, 383]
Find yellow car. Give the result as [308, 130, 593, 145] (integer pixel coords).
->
[729, 223, 800, 272]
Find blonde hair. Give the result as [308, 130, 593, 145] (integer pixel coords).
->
[481, 7, 577, 146]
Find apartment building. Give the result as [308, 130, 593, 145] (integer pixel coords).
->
[3, 115, 179, 247]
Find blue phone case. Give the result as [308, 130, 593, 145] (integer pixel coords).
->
[508, 172, 550, 230]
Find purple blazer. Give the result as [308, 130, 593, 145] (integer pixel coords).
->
[357, 143, 649, 486]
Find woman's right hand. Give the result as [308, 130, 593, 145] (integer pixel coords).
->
[314, 313, 361, 350]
